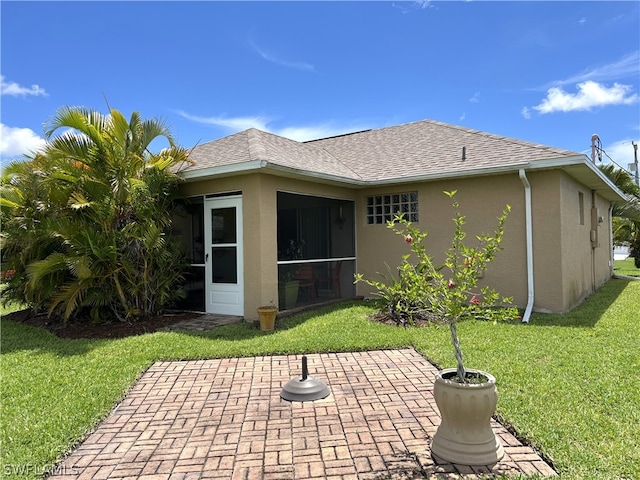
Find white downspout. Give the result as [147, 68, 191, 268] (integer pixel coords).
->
[519, 169, 534, 323]
[608, 204, 615, 277]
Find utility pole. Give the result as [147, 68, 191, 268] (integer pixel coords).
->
[633, 141, 639, 187]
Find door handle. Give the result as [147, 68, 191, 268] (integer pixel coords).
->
[205, 253, 209, 262]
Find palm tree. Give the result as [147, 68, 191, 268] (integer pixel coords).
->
[599, 163, 640, 267]
[1, 106, 192, 321]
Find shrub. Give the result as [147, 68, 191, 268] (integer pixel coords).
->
[355, 190, 519, 382]
[0, 107, 190, 322]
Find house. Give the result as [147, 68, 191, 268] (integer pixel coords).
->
[173, 119, 625, 321]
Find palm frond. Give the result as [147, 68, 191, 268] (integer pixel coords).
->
[140, 117, 174, 151]
[26, 253, 68, 281]
[46, 131, 94, 162]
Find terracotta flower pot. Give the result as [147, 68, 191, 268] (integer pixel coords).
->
[257, 306, 277, 331]
[431, 368, 504, 466]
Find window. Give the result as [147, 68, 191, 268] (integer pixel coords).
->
[578, 192, 584, 225]
[366, 192, 418, 224]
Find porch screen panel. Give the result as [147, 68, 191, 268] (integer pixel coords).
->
[300, 206, 329, 259]
[211, 207, 238, 284]
[211, 208, 236, 243]
[211, 247, 237, 283]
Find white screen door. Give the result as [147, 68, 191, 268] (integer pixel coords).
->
[204, 196, 244, 316]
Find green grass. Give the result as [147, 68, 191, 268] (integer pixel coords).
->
[2, 279, 639, 479]
[614, 257, 640, 277]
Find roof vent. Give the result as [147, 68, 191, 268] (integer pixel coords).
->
[462, 146, 466, 161]
[280, 356, 330, 402]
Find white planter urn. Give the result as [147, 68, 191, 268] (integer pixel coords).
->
[431, 368, 505, 466]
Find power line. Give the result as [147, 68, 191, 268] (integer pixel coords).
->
[593, 141, 638, 183]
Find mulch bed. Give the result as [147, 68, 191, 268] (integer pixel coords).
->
[3, 307, 432, 340]
[369, 311, 436, 327]
[1, 308, 196, 339]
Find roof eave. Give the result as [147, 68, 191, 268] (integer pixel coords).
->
[180, 160, 533, 187]
[178, 154, 626, 202]
[179, 160, 267, 182]
[259, 162, 364, 186]
[524, 154, 627, 202]
[361, 163, 530, 186]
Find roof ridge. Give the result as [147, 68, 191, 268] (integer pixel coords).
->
[308, 118, 579, 156]
[309, 143, 366, 180]
[423, 119, 581, 155]
[304, 128, 372, 143]
[246, 128, 268, 160]
[246, 128, 366, 180]
[182, 118, 588, 184]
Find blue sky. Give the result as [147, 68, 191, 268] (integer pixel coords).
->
[1, 1, 639, 174]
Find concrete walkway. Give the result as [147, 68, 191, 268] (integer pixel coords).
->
[47, 349, 556, 479]
[165, 314, 244, 331]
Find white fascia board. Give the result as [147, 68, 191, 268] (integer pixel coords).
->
[526, 154, 626, 201]
[178, 154, 625, 202]
[361, 163, 531, 187]
[523, 154, 587, 169]
[179, 157, 533, 187]
[252, 162, 365, 187]
[262, 161, 533, 187]
[180, 160, 267, 182]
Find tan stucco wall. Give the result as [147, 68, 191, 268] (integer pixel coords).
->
[593, 193, 614, 289]
[558, 173, 613, 311]
[180, 168, 614, 318]
[180, 174, 277, 320]
[528, 170, 564, 312]
[180, 174, 356, 320]
[354, 175, 530, 310]
[354, 170, 613, 314]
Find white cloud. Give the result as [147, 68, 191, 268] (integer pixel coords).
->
[469, 92, 480, 103]
[175, 111, 271, 131]
[392, 1, 434, 14]
[541, 51, 640, 89]
[177, 110, 370, 142]
[521, 107, 532, 119]
[248, 38, 314, 72]
[0, 123, 46, 160]
[532, 81, 639, 114]
[459, 112, 466, 121]
[0, 75, 48, 97]
[278, 124, 367, 142]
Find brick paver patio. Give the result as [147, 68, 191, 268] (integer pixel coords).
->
[46, 349, 556, 479]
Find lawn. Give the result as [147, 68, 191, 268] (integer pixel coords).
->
[614, 257, 640, 277]
[1, 278, 639, 479]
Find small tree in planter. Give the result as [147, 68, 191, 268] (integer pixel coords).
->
[355, 190, 519, 465]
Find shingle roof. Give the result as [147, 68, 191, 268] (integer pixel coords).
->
[309, 120, 579, 181]
[180, 118, 582, 183]
[182, 128, 362, 180]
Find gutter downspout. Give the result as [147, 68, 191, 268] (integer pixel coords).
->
[519, 169, 534, 323]
[608, 204, 615, 277]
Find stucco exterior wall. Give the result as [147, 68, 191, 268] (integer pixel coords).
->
[527, 170, 564, 312]
[558, 172, 613, 311]
[593, 193, 614, 288]
[354, 174, 530, 310]
[180, 168, 613, 319]
[180, 174, 356, 320]
[354, 170, 613, 314]
[180, 174, 278, 319]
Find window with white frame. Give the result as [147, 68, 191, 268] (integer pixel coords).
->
[366, 192, 418, 224]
